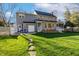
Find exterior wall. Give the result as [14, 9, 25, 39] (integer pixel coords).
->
[16, 12, 57, 33]
[16, 23, 36, 33]
[36, 21, 43, 32]
[16, 12, 37, 23]
[41, 22, 57, 30]
[36, 14, 57, 32]
[36, 21, 57, 32]
[16, 13, 23, 32]
[16, 12, 37, 32]
[23, 23, 36, 32]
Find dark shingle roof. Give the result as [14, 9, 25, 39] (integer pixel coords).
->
[35, 10, 56, 17]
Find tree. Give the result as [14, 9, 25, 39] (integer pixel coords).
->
[0, 3, 16, 35]
[0, 4, 7, 26]
[64, 7, 79, 27]
[69, 11, 79, 26]
[64, 7, 71, 21]
[0, 20, 5, 26]
[64, 21, 75, 28]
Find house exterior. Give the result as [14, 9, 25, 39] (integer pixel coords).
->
[16, 10, 58, 33]
[56, 20, 65, 32]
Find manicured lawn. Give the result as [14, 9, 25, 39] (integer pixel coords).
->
[1, 32, 79, 56]
[0, 35, 29, 56]
[27, 32, 79, 56]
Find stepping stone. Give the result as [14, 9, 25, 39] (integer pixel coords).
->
[29, 43, 33, 46]
[29, 39, 33, 43]
[28, 46, 36, 51]
[28, 51, 36, 56]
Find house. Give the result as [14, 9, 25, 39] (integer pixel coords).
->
[16, 10, 58, 33]
[56, 20, 65, 32]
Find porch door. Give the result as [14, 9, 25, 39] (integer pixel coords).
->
[37, 23, 42, 32]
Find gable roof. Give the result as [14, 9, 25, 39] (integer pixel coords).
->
[35, 10, 56, 17]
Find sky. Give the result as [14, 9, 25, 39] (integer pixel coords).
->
[1, 3, 79, 23]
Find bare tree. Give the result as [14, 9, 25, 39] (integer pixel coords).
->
[64, 7, 71, 21]
[0, 3, 16, 35]
[0, 3, 7, 26]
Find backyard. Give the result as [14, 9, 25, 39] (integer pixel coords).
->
[0, 32, 79, 56]
[27, 32, 79, 56]
[0, 35, 29, 56]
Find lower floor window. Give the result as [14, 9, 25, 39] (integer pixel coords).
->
[45, 23, 47, 28]
[38, 23, 41, 27]
[48, 24, 52, 28]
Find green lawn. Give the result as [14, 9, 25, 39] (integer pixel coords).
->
[0, 35, 29, 56]
[1, 32, 79, 56]
[27, 32, 79, 56]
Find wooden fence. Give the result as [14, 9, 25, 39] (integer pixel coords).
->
[0, 27, 9, 35]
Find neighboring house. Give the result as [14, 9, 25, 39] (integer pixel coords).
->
[16, 10, 57, 33]
[56, 20, 65, 32]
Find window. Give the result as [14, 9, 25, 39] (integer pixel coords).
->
[19, 15, 24, 18]
[45, 23, 47, 28]
[38, 23, 41, 27]
[19, 26, 21, 28]
[18, 14, 25, 19]
[52, 24, 54, 27]
[48, 24, 51, 28]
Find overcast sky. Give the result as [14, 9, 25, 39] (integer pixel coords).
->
[34, 3, 79, 20]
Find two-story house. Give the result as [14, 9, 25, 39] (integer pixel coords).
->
[16, 10, 57, 33]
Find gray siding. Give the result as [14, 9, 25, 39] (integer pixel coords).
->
[16, 13, 37, 32]
[16, 12, 57, 33]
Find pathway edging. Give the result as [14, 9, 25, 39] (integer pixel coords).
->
[28, 38, 36, 56]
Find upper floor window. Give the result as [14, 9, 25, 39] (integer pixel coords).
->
[18, 14, 25, 19]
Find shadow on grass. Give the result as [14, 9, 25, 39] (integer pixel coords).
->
[33, 37, 79, 56]
[32, 32, 79, 38]
[30, 32, 79, 55]
[0, 35, 17, 40]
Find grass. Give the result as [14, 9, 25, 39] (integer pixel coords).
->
[1, 32, 79, 56]
[27, 32, 79, 56]
[0, 35, 29, 56]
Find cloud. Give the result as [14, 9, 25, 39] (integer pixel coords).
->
[35, 3, 51, 8]
[34, 3, 79, 19]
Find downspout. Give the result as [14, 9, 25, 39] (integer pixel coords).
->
[22, 22, 23, 33]
[35, 21, 37, 32]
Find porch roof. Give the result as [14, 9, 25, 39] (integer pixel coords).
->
[23, 19, 57, 23]
[36, 19, 57, 22]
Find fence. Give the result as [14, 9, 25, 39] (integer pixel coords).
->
[64, 27, 79, 32]
[0, 27, 9, 35]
